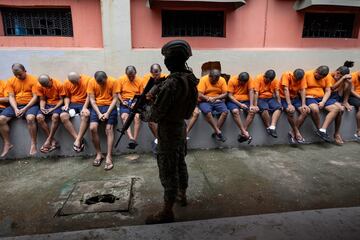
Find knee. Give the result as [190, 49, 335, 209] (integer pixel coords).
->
[310, 106, 319, 114]
[52, 115, 60, 123]
[193, 109, 200, 118]
[121, 114, 128, 122]
[60, 113, 69, 122]
[231, 109, 240, 116]
[222, 111, 228, 117]
[105, 126, 113, 135]
[28, 115, 38, 123]
[89, 124, 98, 133]
[0, 116, 8, 125]
[81, 114, 89, 121]
[135, 114, 140, 121]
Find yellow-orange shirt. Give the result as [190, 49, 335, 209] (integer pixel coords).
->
[63, 74, 91, 104]
[0, 80, 8, 109]
[351, 72, 360, 94]
[87, 76, 117, 106]
[117, 75, 143, 100]
[142, 73, 168, 89]
[197, 75, 227, 97]
[304, 70, 332, 98]
[227, 75, 256, 101]
[35, 78, 65, 105]
[5, 74, 37, 105]
[279, 72, 307, 99]
[255, 74, 279, 99]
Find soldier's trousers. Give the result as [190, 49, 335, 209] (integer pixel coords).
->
[157, 121, 188, 203]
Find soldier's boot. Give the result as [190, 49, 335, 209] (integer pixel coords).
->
[176, 189, 187, 207]
[145, 200, 175, 224]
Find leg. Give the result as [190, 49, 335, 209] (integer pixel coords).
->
[121, 113, 134, 140]
[217, 111, 228, 130]
[308, 103, 321, 129]
[133, 113, 141, 141]
[48, 114, 60, 147]
[322, 104, 340, 130]
[334, 106, 344, 145]
[270, 109, 282, 128]
[204, 112, 221, 134]
[296, 111, 309, 129]
[74, 110, 90, 149]
[342, 81, 353, 111]
[148, 122, 158, 138]
[231, 108, 249, 137]
[244, 111, 256, 130]
[36, 114, 50, 137]
[105, 124, 114, 170]
[0, 116, 13, 157]
[90, 122, 103, 162]
[286, 110, 303, 141]
[26, 114, 38, 155]
[260, 110, 271, 128]
[186, 107, 200, 134]
[60, 112, 77, 140]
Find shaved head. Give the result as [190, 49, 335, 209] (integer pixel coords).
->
[38, 74, 51, 87]
[209, 69, 221, 83]
[68, 72, 80, 84]
[126, 66, 137, 81]
[94, 71, 107, 84]
[150, 64, 162, 73]
[12, 63, 27, 80]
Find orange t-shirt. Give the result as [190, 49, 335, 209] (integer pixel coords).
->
[0, 80, 8, 109]
[227, 75, 256, 101]
[5, 74, 37, 105]
[63, 74, 91, 104]
[304, 70, 332, 98]
[35, 78, 65, 105]
[87, 76, 117, 106]
[255, 74, 279, 99]
[279, 72, 307, 99]
[351, 72, 360, 94]
[142, 73, 167, 89]
[117, 75, 143, 100]
[197, 75, 227, 97]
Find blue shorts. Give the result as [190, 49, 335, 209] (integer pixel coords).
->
[90, 106, 118, 125]
[306, 98, 337, 107]
[62, 103, 85, 114]
[281, 98, 302, 109]
[226, 101, 250, 112]
[199, 101, 228, 115]
[330, 92, 343, 103]
[0, 108, 4, 114]
[37, 104, 62, 116]
[119, 100, 134, 115]
[258, 98, 281, 113]
[0, 105, 39, 118]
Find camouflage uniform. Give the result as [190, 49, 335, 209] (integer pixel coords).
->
[147, 71, 198, 202]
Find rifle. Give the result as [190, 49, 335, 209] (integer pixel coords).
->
[114, 77, 156, 149]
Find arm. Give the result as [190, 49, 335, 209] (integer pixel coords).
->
[49, 98, 64, 113]
[82, 95, 90, 109]
[9, 93, 18, 110]
[331, 74, 352, 91]
[0, 97, 9, 103]
[213, 92, 228, 101]
[274, 89, 281, 103]
[351, 88, 360, 99]
[103, 94, 118, 121]
[89, 93, 102, 117]
[320, 87, 331, 109]
[148, 82, 174, 123]
[23, 94, 38, 111]
[117, 93, 126, 105]
[63, 97, 70, 111]
[198, 92, 209, 102]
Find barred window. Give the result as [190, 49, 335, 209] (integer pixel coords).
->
[1, 7, 73, 37]
[162, 10, 225, 37]
[302, 13, 357, 38]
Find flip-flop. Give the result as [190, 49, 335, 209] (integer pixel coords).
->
[73, 140, 85, 153]
[93, 157, 104, 167]
[104, 162, 114, 171]
[287, 132, 297, 145]
[127, 140, 138, 149]
[48, 145, 59, 153]
[40, 145, 51, 153]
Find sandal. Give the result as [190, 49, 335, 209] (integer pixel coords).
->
[73, 140, 85, 153]
[104, 162, 114, 171]
[93, 157, 104, 167]
[128, 140, 138, 150]
[40, 145, 51, 153]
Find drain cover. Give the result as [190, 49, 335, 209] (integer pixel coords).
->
[58, 178, 133, 216]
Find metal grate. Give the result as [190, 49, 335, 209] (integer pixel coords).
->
[162, 10, 225, 37]
[302, 13, 356, 38]
[1, 7, 73, 37]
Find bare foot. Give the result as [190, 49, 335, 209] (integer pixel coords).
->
[30, 144, 37, 155]
[334, 134, 344, 145]
[1, 143, 14, 157]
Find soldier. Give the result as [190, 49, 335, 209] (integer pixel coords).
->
[144, 40, 198, 224]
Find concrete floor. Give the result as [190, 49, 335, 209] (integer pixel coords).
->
[0, 142, 359, 238]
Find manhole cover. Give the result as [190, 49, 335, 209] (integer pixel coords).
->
[58, 178, 134, 216]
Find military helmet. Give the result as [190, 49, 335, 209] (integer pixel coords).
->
[161, 40, 192, 60]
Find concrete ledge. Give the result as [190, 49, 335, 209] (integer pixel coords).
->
[0, 109, 358, 159]
[3, 207, 360, 240]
